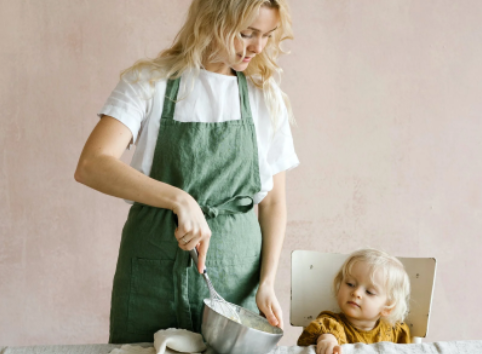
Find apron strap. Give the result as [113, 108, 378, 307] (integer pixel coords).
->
[200, 195, 254, 219]
[235, 71, 253, 121]
[171, 195, 254, 225]
[161, 76, 181, 122]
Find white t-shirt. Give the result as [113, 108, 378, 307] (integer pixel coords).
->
[98, 68, 299, 204]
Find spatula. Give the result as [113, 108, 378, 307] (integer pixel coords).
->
[189, 249, 242, 323]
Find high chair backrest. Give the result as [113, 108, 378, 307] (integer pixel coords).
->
[291, 251, 437, 340]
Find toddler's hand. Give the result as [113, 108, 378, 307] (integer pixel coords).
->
[316, 334, 342, 354]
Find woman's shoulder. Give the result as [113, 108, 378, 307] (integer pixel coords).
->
[112, 65, 171, 106]
[121, 65, 168, 87]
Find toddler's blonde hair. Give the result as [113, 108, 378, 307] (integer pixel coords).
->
[333, 248, 410, 325]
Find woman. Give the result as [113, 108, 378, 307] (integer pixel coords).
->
[75, 0, 299, 343]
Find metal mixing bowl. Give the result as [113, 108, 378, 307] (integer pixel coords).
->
[201, 299, 283, 354]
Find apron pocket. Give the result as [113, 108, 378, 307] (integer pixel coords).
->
[127, 258, 177, 334]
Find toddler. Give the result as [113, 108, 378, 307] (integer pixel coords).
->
[297, 249, 411, 353]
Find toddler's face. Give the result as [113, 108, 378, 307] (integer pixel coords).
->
[336, 261, 390, 329]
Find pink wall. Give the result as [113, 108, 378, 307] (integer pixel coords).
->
[1, 0, 481, 346]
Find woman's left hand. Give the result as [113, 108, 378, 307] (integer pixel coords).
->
[256, 283, 283, 329]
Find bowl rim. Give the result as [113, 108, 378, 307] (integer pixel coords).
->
[203, 298, 284, 336]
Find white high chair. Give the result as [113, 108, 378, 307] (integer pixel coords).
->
[291, 251, 437, 344]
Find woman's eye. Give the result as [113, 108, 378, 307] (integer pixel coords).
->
[346, 282, 354, 287]
[240, 33, 252, 38]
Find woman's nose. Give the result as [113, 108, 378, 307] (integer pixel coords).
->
[249, 37, 264, 54]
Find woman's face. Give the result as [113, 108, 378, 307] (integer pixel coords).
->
[230, 6, 279, 72]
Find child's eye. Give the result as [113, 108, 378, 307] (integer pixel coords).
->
[346, 282, 354, 287]
[366, 290, 375, 296]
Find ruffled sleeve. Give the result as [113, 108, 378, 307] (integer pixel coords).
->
[297, 313, 347, 346]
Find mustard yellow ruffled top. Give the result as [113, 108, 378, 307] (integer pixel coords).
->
[297, 311, 411, 346]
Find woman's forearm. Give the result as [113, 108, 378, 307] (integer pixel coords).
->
[74, 116, 187, 211]
[75, 154, 185, 210]
[257, 172, 287, 287]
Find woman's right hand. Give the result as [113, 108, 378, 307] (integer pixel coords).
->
[172, 192, 211, 274]
[316, 334, 342, 354]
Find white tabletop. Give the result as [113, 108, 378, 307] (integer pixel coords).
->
[2, 341, 482, 354]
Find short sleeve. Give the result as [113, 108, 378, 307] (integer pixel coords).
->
[266, 83, 299, 175]
[97, 68, 154, 144]
[394, 322, 411, 343]
[297, 314, 347, 346]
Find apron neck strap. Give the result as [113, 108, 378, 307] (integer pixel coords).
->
[161, 75, 181, 121]
[161, 71, 253, 121]
[236, 71, 253, 120]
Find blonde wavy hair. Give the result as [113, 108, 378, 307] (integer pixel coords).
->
[121, 0, 294, 126]
[333, 249, 411, 325]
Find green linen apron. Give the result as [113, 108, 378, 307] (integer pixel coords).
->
[109, 71, 263, 343]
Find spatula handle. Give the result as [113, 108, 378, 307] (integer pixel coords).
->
[189, 248, 199, 266]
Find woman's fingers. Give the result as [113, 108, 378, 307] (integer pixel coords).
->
[197, 238, 210, 273]
[262, 299, 283, 328]
[262, 307, 279, 327]
[333, 345, 342, 354]
[176, 229, 202, 250]
[175, 217, 211, 245]
[174, 193, 211, 237]
[172, 193, 211, 271]
[256, 285, 283, 329]
[179, 234, 196, 249]
[174, 221, 211, 275]
[272, 304, 284, 329]
[175, 223, 196, 246]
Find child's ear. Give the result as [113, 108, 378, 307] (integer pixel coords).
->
[380, 305, 393, 318]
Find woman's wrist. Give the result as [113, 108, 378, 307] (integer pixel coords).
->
[168, 188, 191, 213]
[259, 278, 275, 288]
